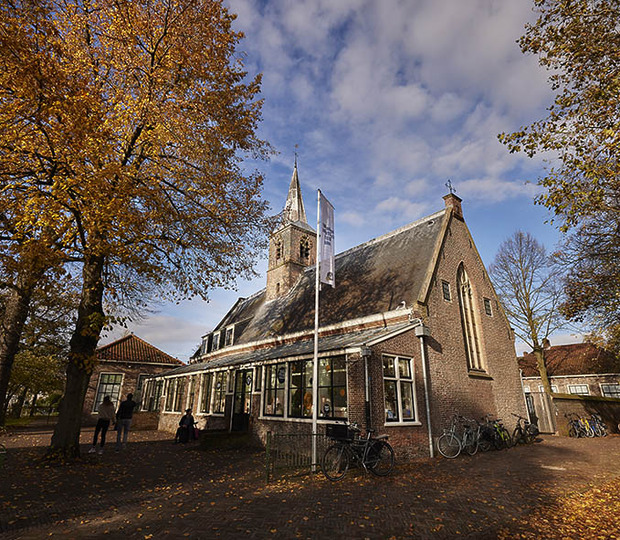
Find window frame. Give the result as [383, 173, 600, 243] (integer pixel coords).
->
[441, 280, 451, 302]
[211, 371, 227, 414]
[382, 355, 418, 425]
[93, 372, 124, 413]
[483, 297, 493, 317]
[567, 384, 589, 395]
[225, 326, 234, 347]
[458, 265, 485, 372]
[318, 356, 347, 420]
[263, 363, 286, 417]
[601, 383, 620, 398]
[288, 360, 313, 418]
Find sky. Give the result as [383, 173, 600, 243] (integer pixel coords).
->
[103, 0, 582, 361]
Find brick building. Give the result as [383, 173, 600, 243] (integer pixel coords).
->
[143, 166, 526, 457]
[84, 333, 182, 424]
[519, 342, 620, 398]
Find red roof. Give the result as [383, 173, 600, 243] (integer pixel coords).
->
[518, 342, 619, 377]
[97, 334, 183, 365]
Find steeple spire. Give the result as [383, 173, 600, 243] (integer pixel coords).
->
[282, 163, 307, 225]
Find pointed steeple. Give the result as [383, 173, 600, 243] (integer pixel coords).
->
[282, 164, 307, 225]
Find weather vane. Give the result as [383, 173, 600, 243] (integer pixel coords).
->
[445, 179, 456, 195]
[294, 144, 299, 167]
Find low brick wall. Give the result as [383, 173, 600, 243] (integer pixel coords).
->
[131, 411, 160, 431]
[553, 393, 620, 436]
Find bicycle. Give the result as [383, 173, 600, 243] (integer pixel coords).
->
[511, 413, 538, 445]
[589, 413, 607, 437]
[481, 415, 512, 450]
[322, 423, 395, 481]
[437, 414, 462, 459]
[459, 417, 481, 456]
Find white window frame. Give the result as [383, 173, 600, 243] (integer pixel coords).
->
[382, 355, 419, 425]
[225, 326, 234, 347]
[93, 372, 124, 413]
[567, 384, 589, 395]
[538, 384, 559, 393]
[600, 383, 620, 398]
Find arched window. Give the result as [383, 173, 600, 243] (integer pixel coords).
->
[457, 265, 484, 371]
[275, 239, 282, 260]
[299, 236, 310, 261]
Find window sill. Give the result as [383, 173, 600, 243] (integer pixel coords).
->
[385, 421, 422, 427]
[258, 416, 348, 424]
[468, 370, 493, 380]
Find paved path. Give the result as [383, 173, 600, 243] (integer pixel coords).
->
[1, 425, 619, 539]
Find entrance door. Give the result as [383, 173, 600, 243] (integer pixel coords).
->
[232, 369, 253, 432]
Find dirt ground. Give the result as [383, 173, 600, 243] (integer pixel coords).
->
[1, 423, 619, 539]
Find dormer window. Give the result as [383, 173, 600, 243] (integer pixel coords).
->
[300, 236, 311, 261]
[212, 332, 220, 351]
[225, 327, 234, 347]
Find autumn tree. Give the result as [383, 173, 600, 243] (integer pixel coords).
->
[489, 231, 566, 394]
[499, 0, 620, 341]
[1, 0, 270, 457]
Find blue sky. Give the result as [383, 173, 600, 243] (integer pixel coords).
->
[103, 0, 580, 360]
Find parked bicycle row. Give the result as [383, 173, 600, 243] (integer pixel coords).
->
[565, 413, 608, 438]
[437, 413, 540, 459]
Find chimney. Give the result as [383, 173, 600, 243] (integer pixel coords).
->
[443, 193, 463, 220]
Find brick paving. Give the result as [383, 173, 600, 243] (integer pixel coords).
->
[1, 423, 620, 539]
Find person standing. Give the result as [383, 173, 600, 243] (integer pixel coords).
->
[89, 396, 116, 454]
[115, 393, 137, 451]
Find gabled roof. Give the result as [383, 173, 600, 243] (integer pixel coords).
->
[519, 343, 620, 377]
[213, 208, 448, 345]
[97, 334, 183, 366]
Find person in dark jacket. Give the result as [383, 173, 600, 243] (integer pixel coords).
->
[115, 393, 137, 451]
[175, 408, 196, 444]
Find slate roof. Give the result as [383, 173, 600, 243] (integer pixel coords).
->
[214, 209, 447, 344]
[97, 334, 183, 366]
[519, 343, 620, 377]
[164, 323, 415, 377]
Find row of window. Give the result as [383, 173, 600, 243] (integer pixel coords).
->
[141, 354, 419, 425]
[93, 372, 149, 412]
[524, 383, 620, 398]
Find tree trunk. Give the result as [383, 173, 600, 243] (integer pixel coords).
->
[49, 254, 105, 459]
[0, 265, 44, 426]
[533, 346, 553, 396]
[10, 386, 28, 418]
[29, 392, 39, 416]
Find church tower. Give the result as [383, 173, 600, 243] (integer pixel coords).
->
[266, 164, 316, 300]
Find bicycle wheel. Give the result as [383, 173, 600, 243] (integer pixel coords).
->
[322, 443, 350, 481]
[568, 424, 578, 438]
[462, 429, 478, 456]
[512, 426, 524, 446]
[437, 432, 461, 458]
[367, 440, 395, 476]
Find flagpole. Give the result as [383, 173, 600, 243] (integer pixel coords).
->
[312, 189, 321, 472]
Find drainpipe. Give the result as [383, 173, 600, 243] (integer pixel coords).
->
[415, 324, 434, 458]
[360, 345, 372, 431]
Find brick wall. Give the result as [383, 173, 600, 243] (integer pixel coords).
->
[522, 374, 620, 397]
[553, 394, 620, 435]
[423, 213, 526, 438]
[84, 361, 177, 425]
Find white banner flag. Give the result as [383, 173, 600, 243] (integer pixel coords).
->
[319, 192, 335, 288]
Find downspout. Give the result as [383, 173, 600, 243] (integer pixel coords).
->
[361, 345, 372, 431]
[415, 324, 434, 458]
